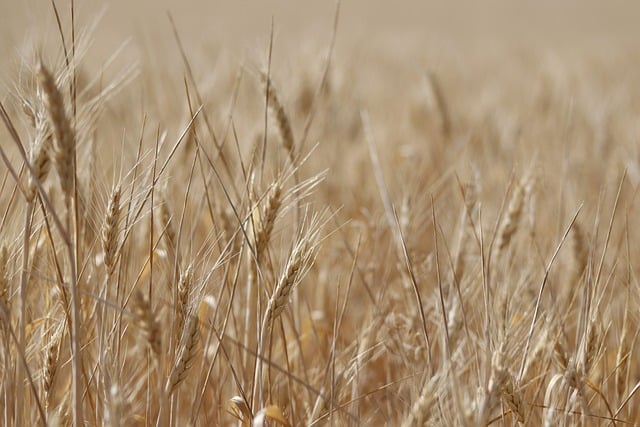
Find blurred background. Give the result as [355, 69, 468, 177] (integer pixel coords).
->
[1, 1, 639, 71]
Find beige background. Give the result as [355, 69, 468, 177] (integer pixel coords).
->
[1, 1, 638, 62]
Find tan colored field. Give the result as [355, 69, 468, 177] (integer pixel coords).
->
[1, 1, 640, 426]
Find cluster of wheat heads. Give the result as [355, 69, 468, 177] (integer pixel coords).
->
[1, 5, 640, 427]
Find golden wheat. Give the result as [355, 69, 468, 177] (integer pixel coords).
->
[0, 3, 638, 426]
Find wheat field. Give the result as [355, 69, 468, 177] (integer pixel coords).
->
[1, 1, 640, 426]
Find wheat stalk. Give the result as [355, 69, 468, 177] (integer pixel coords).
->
[0, 245, 9, 325]
[615, 305, 630, 400]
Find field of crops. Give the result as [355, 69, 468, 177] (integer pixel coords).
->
[0, 1, 639, 425]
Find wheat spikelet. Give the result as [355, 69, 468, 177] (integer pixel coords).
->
[401, 380, 436, 427]
[36, 61, 75, 206]
[22, 98, 37, 127]
[102, 185, 121, 276]
[502, 374, 526, 423]
[477, 341, 508, 425]
[131, 290, 162, 357]
[177, 265, 193, 333]
[264, 240, 312, 329]
[488, 346, 508, 398]
[563, 360, 581, 390]
[229, 396, 252, 424]
[217, 204, 236, 243]
[43, 329, 62, 407]
[553, 334, 569, 371]
[26, 115, 52, 202]
[253, 182, 282, 262]
[446, 295, 462, 349]
[495, 180, 525, 253]
[159, 197, 177, 252]
[166, 314, 199, 394]
[582, 317, 600, 374]
[27, 140, 51, 202]
[262, 72, 295, 163]
[522, 326, 550, 381]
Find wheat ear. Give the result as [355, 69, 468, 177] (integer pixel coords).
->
[262, 72, 295, 164]
[131, 290, 162, 358]
[477, 343, 509, 425]
[166, 314, 199, 394]
[26, 116, 52, 203]
[43, 329, 62, 408]
[36, 61, 75, 207]
[253, 182, 283, 263]
[176, 265, 193, 336]
[102, 185, 121, 276]
[264, 240, 313, 329]
[253, 217, 322, 409]
[245, 180, 284, 366]
[495, 180, 525, 254]
[401, 379, 436, 427]
[502, 375, 527, 423]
